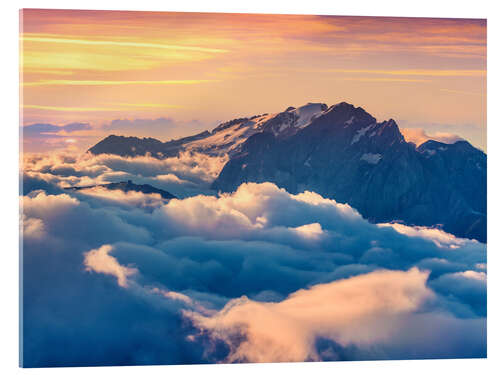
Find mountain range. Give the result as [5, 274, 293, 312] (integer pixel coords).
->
[88, 102, 486, 242]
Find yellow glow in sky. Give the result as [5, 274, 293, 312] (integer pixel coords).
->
[20, 9, 487, 151]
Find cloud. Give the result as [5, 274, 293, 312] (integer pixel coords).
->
[103, 117, 176, 135]
[440, 88, 483, 96]
[328, 69, 485, 77]
[342, 77, 429, 83]
[23, 122, 92, 136]
[23, 79, 218, 87]
[23, 104, 132, 112]
[186, 268, 433, 363]
[429, 270, 487, 316]
[292, 223, 324, 240]
[22, 190, 152, 246]
[75, 187, 167, 210]
[21, 123, 97, 153]
[21, 35, 228, 53]
[21, 163, 486, 366]
[21, 115, 211, 153]
[21, 214, 46, 240]
[84, 245, 138, 287]
[22, 151, 228, 198]
[377, 223, 468, 250]
[151, 182, 365, 241]
[401, 128, 464, 146]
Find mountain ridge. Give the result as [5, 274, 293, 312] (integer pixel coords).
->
[87, 101, 486, 242]
[64, 180, 177, 200]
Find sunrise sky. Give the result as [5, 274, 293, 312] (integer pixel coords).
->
[19, 9, 488, 367]
[20, 9, 486, 151]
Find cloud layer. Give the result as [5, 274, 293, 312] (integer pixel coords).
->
[187, 268, 434, 362]
[22, 150, 228, 198]
[401, 127, 464, 146]
[20, 151, 486, 367]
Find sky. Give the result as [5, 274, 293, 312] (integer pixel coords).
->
[19, 10, 488, 367]
[20, 9, 486, 151]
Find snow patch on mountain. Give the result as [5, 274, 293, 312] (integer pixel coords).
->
[184, 113, 274, 156]
[183, 104, 327, 155]
[292, 103, 327, 128]
[264, 103, 327, 137]
[360, 153, 382, 164]
[345, 116, 355, 125]
[352, 123, 376, 144]
[422, 149, 437, 157]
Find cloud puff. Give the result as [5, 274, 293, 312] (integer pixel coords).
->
[21, 214, 46, 240]
[75, 186, 167, 210]
[22, 190, 152, 246]
[84, 245, 138, 287]
[151, 182, 364, 241]
[401, 128, 464, 146]
[429, 270, 487, 316]
[186, 268, 433, 363]
[22, 151, 227, 198]
[377, 222, 468, 250]
[20, 153, 487, 367]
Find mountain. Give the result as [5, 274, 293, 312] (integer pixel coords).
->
[88, 102, 487, 242]
[88, 131, 211, 158]
[88, 103, 328, 158]
[64, 180, 177, 200]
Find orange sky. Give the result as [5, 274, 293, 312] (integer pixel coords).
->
[20, 9, 486, 151]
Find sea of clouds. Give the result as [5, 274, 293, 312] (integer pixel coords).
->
[20, 150, 486, 367]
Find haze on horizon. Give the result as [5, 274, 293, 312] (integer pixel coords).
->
[20, 10, 486, 151]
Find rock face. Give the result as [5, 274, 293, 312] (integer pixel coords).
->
[88, 101, 487, 242]
[87, 103, 329, 158]
[212, 102, 486, 242]
[64, 180, 177, 200]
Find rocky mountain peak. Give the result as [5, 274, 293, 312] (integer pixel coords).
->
[87, 100, 486, 242]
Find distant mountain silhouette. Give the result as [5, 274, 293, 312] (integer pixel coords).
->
[88, 131, 211, 158]
[64, 180, 176, 200]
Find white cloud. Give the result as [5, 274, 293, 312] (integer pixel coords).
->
[21, 214, 46, 240]
[84, 244, 137, 288]
[23, 150, 228, 197]
[76, 186, 167, 209]
[153, 182, 363, 240]
[22, 191, 80, 219]
[378, 222, 468, 249]
[455, 270, 487, 282]
[185, 268, 433, 363]
[292, 223, 324, 239]
[401, 128, 464, 146]
[21, 160, 487, 365]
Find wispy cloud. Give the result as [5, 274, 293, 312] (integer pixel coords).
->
[342, 77, 430, 83]
[23, 102, 184, 112]
[440, 88, 483, 96]
[21, 35, 229, 53]
[330, 69, 485, 77]
[22, 104, 126, 112]
[109, 102, 183, 109]
[22, 79, 218, 87]
[400, 128, 464, 146]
